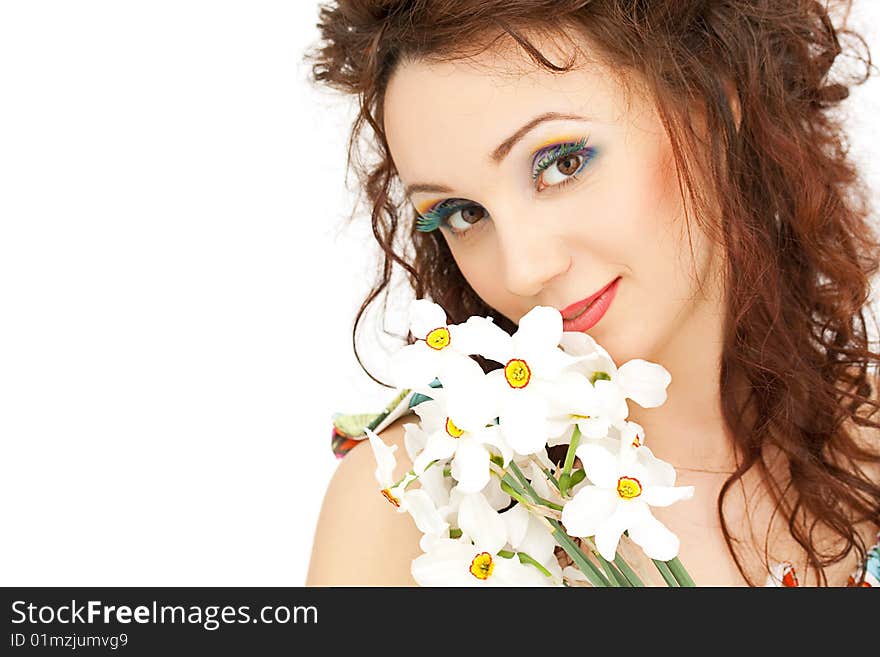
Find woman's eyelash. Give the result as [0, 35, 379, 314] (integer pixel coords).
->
[415, 198, 467, 233]
[531, 136, 591, 182]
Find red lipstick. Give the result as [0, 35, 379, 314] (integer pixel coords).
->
[559, 276, 621, 332]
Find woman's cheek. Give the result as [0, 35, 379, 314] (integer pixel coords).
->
[450, 238, 517, 318]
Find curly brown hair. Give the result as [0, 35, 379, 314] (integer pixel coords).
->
[304, 0, 880, 585]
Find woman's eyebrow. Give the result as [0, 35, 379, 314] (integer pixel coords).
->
[489, 111, 590, 163]
[403, 111, 591, 197]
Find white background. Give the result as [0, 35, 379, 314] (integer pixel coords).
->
[1, 1, 878, 586]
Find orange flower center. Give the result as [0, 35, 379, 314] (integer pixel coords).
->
[469, 552, 495, 580]
[381, 488, 400, 507]
[616, 476, 642, 500]
[445, 417, 464, 438]
[504, 358, 531, 389]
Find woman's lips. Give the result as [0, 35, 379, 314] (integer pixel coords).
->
[560, 276, 621, 332]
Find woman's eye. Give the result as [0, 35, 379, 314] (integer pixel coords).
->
[532, 139, 597, 192]
[539, 154, 584, 188]
[447, 204, 487, 234]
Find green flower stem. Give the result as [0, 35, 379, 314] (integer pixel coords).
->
[499, 479, 535, 508]
[504, 463, 612, 587]
[666, 557, 696, 587]
[559, 426, 582, 496]
[579, 537, 631, 587]
[497, 550, 516, 559]
[652, 560, 679, 587]
[536, 497, 564, 512]
[392, 469, 418, 489]
[516, 551, 553, 578]
[598, 553, 631, 587]
[540, 466, 562, 491]
[548, 520, 612, 587]
[613, 553, 646, 587]
[508, 461, 539, 498]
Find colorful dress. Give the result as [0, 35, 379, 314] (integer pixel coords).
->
[331, 389, 880, 588]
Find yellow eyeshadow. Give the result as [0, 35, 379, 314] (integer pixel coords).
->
[530, 134, 587, 154]
[416, 199, 442, 215]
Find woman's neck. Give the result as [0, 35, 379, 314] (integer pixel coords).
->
[625, 279, 740, 474]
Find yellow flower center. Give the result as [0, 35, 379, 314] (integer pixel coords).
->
[381, 488, 401, 508]
[469, 552, 495, 580]
[504, 358, 531, 389]
[572, 413, 591, 420]
[616, 476, 642, 500]
[445, 417, 464, 438]
[425, 326, 451, 350]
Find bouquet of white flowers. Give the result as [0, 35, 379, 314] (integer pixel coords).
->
[365, 299, 696, 587]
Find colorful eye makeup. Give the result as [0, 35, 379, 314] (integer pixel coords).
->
[414, 136, 598, 237]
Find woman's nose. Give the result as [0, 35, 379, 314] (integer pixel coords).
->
[494, 215, 571, 298]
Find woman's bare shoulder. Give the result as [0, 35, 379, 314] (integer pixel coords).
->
[306, 415, 424, 586]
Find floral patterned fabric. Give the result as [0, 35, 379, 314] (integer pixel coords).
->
[332, 389, 880, 587]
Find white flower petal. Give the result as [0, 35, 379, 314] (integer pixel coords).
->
[412, 398, 447, 431]
[517, 514, 558, 565]
[627, 506, 681, 561]
[482, 475, 512, 510]
[594, 505, 634, 561]
[579, 416, 612, 440]
[491, 555, 558, 586]
[411, 542, 478, 586]
[417, 459, 453, 509]
[474, 425, 512, 467]
[412, 431, 457, 475]
[620, 420, 646, 448]
[513, 305, 563, 355]
[458, 492, 508, 554]
[525, 461, 553, 499]
[410, 299, 448, 339]
[559, 331, 601, 357]
[575, 442, 619, 489]
[498, 390, 550, 456]
[594, 379, 630, 424]
[364, 427, 397, 487]
[616, 359, 672, 408]
[501, 503, 530, 548]
[642, 484, 695, 507]
[636, 445, 677, 487]
[561, 486, 618, 538]
[403, 422, 428, 462]
[448, 316, 513, 363]
[400, 489, 450, 535]
[530, 347, 580, 379]
[449, 438, 491, 494]
[388, 342, 440, 390]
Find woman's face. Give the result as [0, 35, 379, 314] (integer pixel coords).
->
[382, 33, 726, 365]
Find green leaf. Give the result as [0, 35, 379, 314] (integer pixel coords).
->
[570, 468, 586, 486]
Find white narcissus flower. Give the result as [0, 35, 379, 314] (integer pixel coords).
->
[470, 305, 584, 456]
[408, 357, 512, 494]
[410, 537, 558, 587]
[559, 331, 673, 411]
[389, 299, 508, 391]
[364, 427, 449, 536]
[411, 495, 560, 587]
[561, 440, 694, 562]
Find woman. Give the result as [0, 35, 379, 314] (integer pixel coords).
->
[304, 0, 880, 586]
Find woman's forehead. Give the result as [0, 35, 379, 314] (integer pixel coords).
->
[382, 48, 648, 195]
